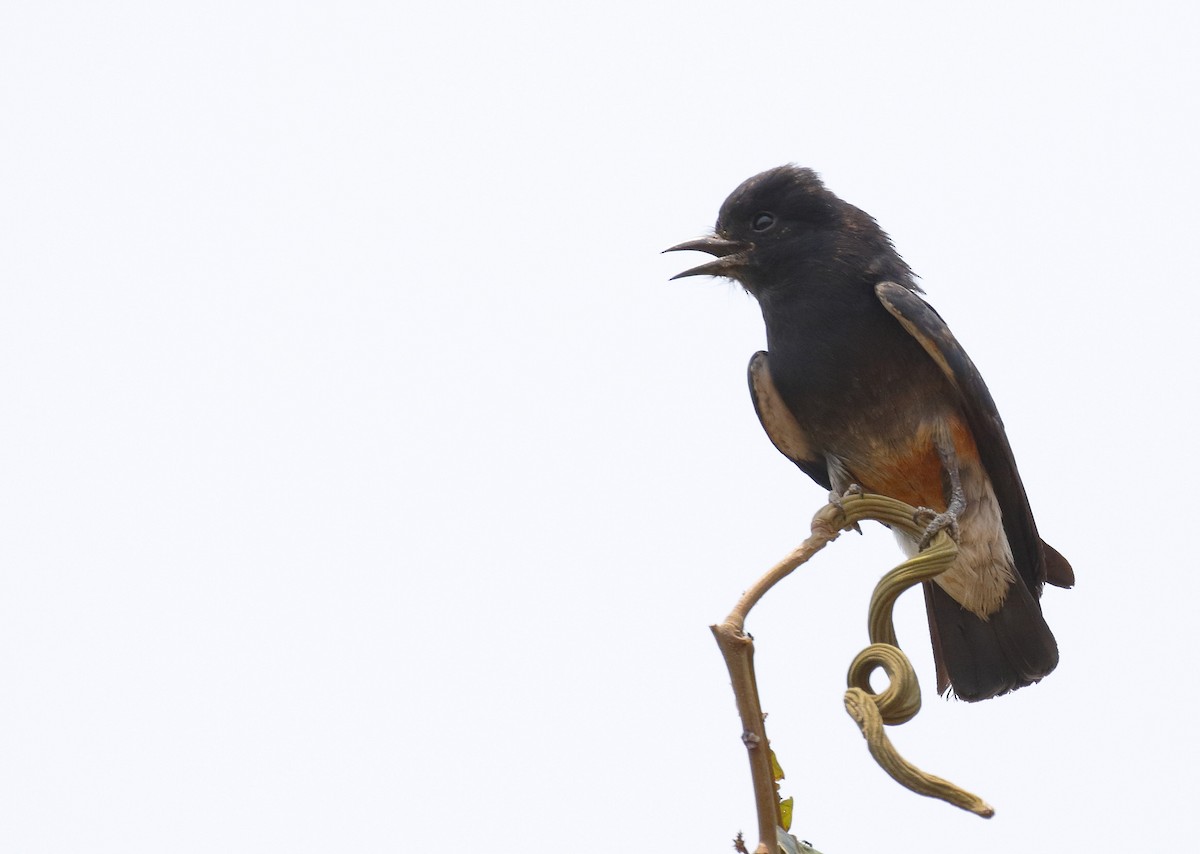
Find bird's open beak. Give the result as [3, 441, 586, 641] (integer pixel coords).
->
[663, 236, 751, 280]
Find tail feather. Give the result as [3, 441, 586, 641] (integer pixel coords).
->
[1041, 540, 1075, 589]
[923, 579, 1059, 702]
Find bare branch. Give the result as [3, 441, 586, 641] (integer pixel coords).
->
[712, 493, 993, 852]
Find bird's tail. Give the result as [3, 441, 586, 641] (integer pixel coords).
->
[923, 577, 1059, 702]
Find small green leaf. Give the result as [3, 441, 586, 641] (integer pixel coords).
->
[769, 749, 785, 781]
[779, 796, 794, 831]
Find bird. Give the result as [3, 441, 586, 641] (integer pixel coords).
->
[666, 165, 1073, 702]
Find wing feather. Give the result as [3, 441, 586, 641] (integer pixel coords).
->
[747, 351, 831, 490]
[874, 282, 1074, 592]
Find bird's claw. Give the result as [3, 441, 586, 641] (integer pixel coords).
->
[830, 484, 864, 534]
[913, 506, 960, 549]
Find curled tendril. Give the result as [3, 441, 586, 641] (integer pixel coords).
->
[844, 687, 994, 818]
[846, 642, 920, 725]
[827, 493, 995, 818]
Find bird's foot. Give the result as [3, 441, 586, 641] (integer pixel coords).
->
[913, 506, 960, 550]
[829, 484, 864, 534]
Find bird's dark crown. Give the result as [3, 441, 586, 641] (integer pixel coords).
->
[715, 165, 840, 238]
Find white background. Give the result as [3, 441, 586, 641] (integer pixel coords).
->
[3, 2, 1197, 851]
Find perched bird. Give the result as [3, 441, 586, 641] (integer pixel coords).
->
[667, 165, 1073, 701]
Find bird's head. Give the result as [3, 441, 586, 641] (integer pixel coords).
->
[665, 166, 838, 293]
[666, 165, 909, 296]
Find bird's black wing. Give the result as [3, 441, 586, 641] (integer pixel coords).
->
[874, 282, 1074, 592]
[747, 351, 831, 490]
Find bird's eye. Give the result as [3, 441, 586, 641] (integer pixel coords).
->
[751, 212, 776, 232]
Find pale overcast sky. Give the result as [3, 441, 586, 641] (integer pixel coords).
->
[3, 2, 1197, 852]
